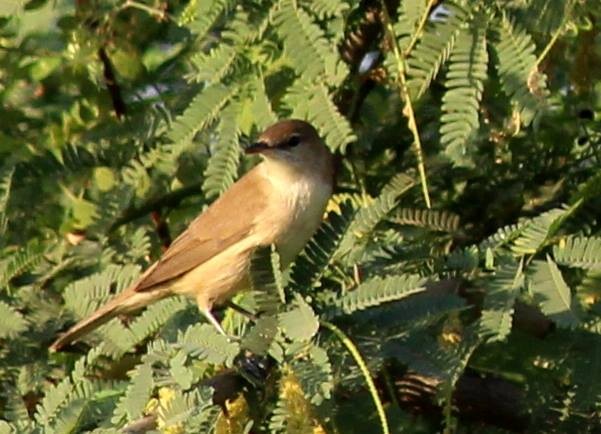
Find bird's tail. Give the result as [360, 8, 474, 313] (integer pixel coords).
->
[50, 287, 162, 352]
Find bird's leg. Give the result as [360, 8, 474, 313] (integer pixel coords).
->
[199, 309, 228, 337]
[224, 301, 257, 322]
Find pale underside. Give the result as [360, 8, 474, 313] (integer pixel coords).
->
[122, 161, 332, 313]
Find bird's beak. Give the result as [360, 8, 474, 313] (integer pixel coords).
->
[245, 141, 270, 155]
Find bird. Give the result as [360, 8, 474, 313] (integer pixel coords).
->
[50, 119, 334, 351]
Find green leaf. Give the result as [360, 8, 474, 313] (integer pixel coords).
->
[338, 173, 414, 260]
[0, 239, 46, 289]
[273, 0, 346, 83]
[182, 0, 234, 37]
[440, 19, 488, 166]
[190, 44, 238, 84]
[529, 256, 579, 327]
[553, 236, 601, 270]
[0, 0, 25, 16]
[279, 295, 319, 342]
[478, 261, 524, 342]
[93, 167, 116, 192]
[0, 301, 27, 338]
[0, 421, 17, 434]
[112, 363, 154, 423]
[0, 166, 14, 238]
[249, 245, 285, 311]
[63, 264, 141, 319]
[335, 274, 426, 314]
[494, 15, 549, 126]
[511, 205, 577, 255]
[34, 378, 73, 427]
[170, 351, 194, 390]
[180, 323, 240, 366]
[290, 344, 333, 405]
[404, 1, 469, 99]
[202, 102, 241, 199]
[168, 84, 237, 146]
[243, 315, 279, 355]
[393, 208, 460, 232]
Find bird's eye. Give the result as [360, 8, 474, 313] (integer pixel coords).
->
[286, 135, 301, 148]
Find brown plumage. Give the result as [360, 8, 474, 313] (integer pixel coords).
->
[50, 120, 334, 351]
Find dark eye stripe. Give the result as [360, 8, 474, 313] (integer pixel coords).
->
[284, 135, 300, 148]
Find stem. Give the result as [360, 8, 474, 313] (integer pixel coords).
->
[109, 184, 202, 232]
[380, 1, 432, 208]
[121, 0, 168, 20]
[403, 0, 437, 57]
[320, 321, 390, 434]
[535, 1, 575, 67]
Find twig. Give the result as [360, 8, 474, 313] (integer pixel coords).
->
[120, 0, 169, 21]
[535, 0, 575, 67]
[150, 210, 172, 250]
[110, 184, 202, 232]
[321, 320, 390, 434]
[403, 0, 437, 57]
[98, 47, 127, 119]
[380, 1, 432, 208]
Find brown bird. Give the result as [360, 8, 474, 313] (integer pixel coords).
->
[50, 119, 334, 351]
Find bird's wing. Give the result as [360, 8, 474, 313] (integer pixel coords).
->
[134, 166, 269, 292]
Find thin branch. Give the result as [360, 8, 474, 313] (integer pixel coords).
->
[150, 210, 172, 250]
[535, 1, 575, 67]
[321, 320, 390, 434]
[380, 1, 432, 208]
[98, 47, 127, 119]
[403, 0, 437, 57]
[120, 0, 169, 21]
[109, 184, 203, 232]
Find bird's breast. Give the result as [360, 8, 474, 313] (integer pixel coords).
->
[269, 175, 332, 265]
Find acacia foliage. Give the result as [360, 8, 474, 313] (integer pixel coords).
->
[1, 0, 601, 432]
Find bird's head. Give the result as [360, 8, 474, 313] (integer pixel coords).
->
[245, 119, 333, 181]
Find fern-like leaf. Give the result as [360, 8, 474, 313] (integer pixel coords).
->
[34, 378, 73, 427]
[158, 388, 219, 433]
[246, 77, 278, 131]
[440, 19, 488, 166]
[167, 84, 237, 146]
[179, 323, 240, 366]
[393, 207, 460, 232]
[129, 297, 190, 343]
[202, 102, 241, 199]
[183, 0, 234, 37]
[0, 240, 46, 289]
[392, 0, 429, 50]
[63, 264, 141, 318]
[335, 274, 426, 314]
[553, 237, 601, 270]
[528, 255, 579, 327]
[272, 0, 346, 82]
[301, 0, 349, 19]
[511, 206, 575, 255]
[0, 165, 14, 238]
[494, 15, 549, 126]
[111, 363, 154, 424]
[279, 295, 319, 342]
[290, 344, 333, 405]
[0, 301, 28, 339]
[338, 173, 414, 259]
[405, 1, 469, 99]
[478, 261, 524, 342]
[189, 44, 238, 84]
[250, 245, 285, 310]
